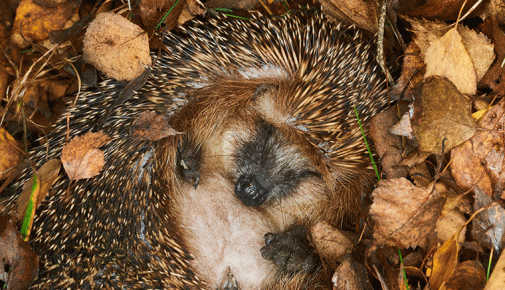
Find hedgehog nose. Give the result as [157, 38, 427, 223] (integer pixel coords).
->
[235, 174, 269, 207]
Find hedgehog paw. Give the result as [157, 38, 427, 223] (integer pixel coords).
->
[260, 225, 320, 273]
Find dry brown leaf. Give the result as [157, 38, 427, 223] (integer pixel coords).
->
[485, 247, 505, 290]
[396, 0, 488, 20]
[332, 254, 372, 290]
[436, 208, 466, 244]
[458, 25, 495, 82]
[0, 215, 39, 289]
[61, 131, 111, 180]
[424, 27, 477, 95]
[177, 0, 205, 25]
[390, 43, 426, 100]
[370, 178, 445, 248]
[444, 260, 486, 290]
[390, 111, 413, 139]
[450, 97, 505, 196]
[370, 106, 408, 180]
[430, 233, 460, 290]
[311, 221, 355, 274]
[130, 111, 183, 141]
[478, 17, 505, 98]
[407, 18, 495, 96]
[0, 128, 23, 180]
[139, 0, 186, 29]
[16, 159, 61, 223]
[398, 149, 431, 168]
[410, 162, 432, 187]
[411, 76, 477, 154]
[319, 0, 379, 33]
[10, 0, 79, 48]
[83, 12, 151, 81]
[472, 187, 505, 251]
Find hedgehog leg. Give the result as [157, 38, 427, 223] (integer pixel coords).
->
[260, 225, 320, 274]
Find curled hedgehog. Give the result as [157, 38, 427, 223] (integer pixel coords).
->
[4, 10, 388, 289]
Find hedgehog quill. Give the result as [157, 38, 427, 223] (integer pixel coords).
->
[3, 11, 388, 289]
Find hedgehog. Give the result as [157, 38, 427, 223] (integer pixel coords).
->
[2, 10, 388, 289]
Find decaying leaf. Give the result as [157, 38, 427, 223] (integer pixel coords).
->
[130, 111, 183, 141]
[390, 43, 426, 100]
[485, 248, 505, 290]
[0, 215, 39, 289]
[61, 131, 111, 180]
[411, 76, 477, 154]
[311, 221, 355, 274]
[390, 111, 414, 139]
[370, 106, 408, 180]
[319, 0, 379, 33]
[10, 0, 79, 48]
[444, 260, 486, 290]
[83, 12, 152, 81]
[451, 97, 505, 196]
[0, 128, 23, 180]
[370, 178, 445, 248]
[332, 254, 372, 290]
[430, 233, 460, 290]
[16, 159, 61, 223]
[472, 187, 505, 252]
[407, 18, 495, 95]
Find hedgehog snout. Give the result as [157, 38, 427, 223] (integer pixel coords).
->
[235, 174, 270, 207]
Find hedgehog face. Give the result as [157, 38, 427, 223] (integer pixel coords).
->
[173, 81, 328, 211]
[232, 121, 320, 207]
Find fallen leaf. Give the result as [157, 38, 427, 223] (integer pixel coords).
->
[332, 254, 372, 290]
[444, 260, 486, 290]
[411, 76, 477, 154]
[450, 97, 505, 196]
[130, 111, 183, 141]
[430, 233, 460, 290]
[311, 221, 355, 274]
[83, 12, 151, 81]
[0, 215, 39, 289]
[319, 0, 379, 33]
[370, 106, 408, 180]
[0, 128, 23, 180]
[472, 187, 505, 252]
[61, 131, 110, 180]
[370, 178, 445, 249]
[424, 27, 477, 95]
[485, 247, 505, 290]
[16, 159, 61, 223]
[10, 0, 79, 48]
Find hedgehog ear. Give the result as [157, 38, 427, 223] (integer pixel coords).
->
[252, 84, 278, 100]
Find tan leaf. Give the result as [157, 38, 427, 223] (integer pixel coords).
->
[130, 111, 183, 141]
[0, 128, 23, 180]
[424, 27, 477, 95]
[0, 215, 39, 289]
[430, 233, 460, 290]
[411, 76, 477, 154]
[10, 0, 79, 48]
[450, 97, 505, 196]
[61, 131, 111, 180]
[311, 221, 355, 274]
[16, 159, 61, 223]
[370, 178, 445, 248]
[485, 248, 505, 290]
[444, 260, 486, 290]
[83, 12, 152, 81]
[458, 25, 495, 82]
